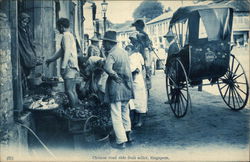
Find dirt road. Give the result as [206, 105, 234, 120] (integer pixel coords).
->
[24, 48, 250, 161]
[35, 69, 248, 162]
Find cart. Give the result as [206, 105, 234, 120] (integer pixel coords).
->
[165, 5, 249, 118]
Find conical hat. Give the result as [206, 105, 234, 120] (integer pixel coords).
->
[90, 35, 99, 42]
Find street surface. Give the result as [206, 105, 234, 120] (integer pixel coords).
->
[25, 48, 249, 161]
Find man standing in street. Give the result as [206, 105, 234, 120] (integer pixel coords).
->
[46, 18, 80, 108]
[102, 31, 134, 149]
[164, 30, 179, 61]
[131, 20, 153, 96]
[163, 30, 180, 104]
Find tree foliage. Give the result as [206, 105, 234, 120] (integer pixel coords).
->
[133, 0, 164, 21]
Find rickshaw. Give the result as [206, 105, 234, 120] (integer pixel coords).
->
[165, 5, 249, 118]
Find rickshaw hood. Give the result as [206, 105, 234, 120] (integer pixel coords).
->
[169, 5, 234, 29]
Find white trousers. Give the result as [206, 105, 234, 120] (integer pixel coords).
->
[110, 101, 131, 144]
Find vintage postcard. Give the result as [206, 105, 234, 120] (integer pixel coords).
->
[0, 0, 249, 161]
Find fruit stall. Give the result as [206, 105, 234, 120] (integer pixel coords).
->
[24, 76, 112, 148]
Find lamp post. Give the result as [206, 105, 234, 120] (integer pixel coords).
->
[101, 0, 108, 33]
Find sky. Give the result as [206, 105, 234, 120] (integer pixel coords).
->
[84, 0, 195, 36]
[86, 0, 195, 24]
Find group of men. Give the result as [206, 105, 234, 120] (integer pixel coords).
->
[19, 13, 178, 150]
[45, 18, 155, 149]
[101, 20, 154, 149]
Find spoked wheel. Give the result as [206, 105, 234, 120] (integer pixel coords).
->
[83, 115, 98, 142]
[166, 58, 190, 118]
[218, 54, 249, 110]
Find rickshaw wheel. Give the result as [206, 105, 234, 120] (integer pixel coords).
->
[83, 115, 98, 142]
[218, 54, 249, 110]
[166, 58, 190, 118]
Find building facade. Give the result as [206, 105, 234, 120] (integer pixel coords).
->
[145, 11, 172, 50]
[117, 7, 249, 50]
[232, 11, 249, 46]
[116, 12, 173, 50]
[0, 0, 86, 158]
[117, 26, 135, 48]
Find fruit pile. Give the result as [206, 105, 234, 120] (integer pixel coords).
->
[53, 92, 69, 106]
[52, 97, 112, 131]
[64, 106, 93, 121]
[91, 104, 112, 130]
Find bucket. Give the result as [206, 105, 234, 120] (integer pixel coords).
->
[156, 59, 165, 70]
[28, 73, 43, 86]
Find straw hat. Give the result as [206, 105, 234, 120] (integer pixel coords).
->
[101, 31, 117, 43]
[163, 31, 175, 38]
[90, 35, 99, 42]
[164, 31, 176, 41]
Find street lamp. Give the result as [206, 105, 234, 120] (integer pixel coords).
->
[101, 0, 108, 33]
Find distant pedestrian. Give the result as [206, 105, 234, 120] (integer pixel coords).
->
[125, 45, 147, 128]
[87, 35, 105, 58]
[164, 30, 179, 61]
[102, 31, 134, 149]
[163, 30, 179, 104]
[83, 34, 89, 56]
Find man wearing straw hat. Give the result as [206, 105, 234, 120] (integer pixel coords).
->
[102, 31, 134, 149]
[164, 30, 179, 60]
[163, 30, 179, 104]
[87, 35, 104, 58]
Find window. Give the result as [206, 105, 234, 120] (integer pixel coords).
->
[199, 8, 232, 41]
[244, 17, 248, 24]
[159, 37, 162, 43]
[159, 23, 162, 35]
[172, 19, 189, 47]
[199, 18, 208, 39]
[154, 37, 157, 44]
[235, 17, 239, 23]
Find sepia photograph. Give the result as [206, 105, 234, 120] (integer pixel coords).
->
[0, 0, 249, 161]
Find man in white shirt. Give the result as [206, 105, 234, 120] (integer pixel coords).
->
[46, 18, 80, 108]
